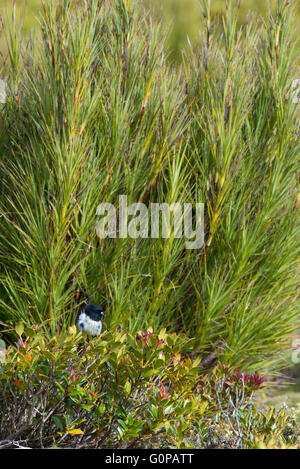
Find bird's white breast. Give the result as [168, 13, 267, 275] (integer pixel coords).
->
[77, 312, 102, 336]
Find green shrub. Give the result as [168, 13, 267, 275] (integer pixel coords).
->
[0, 0, 299, 375]
[0, 326, 210, 448]
[0, 0, 192, 337]
[181, 0, 300, 370]
[1, 324, 295, 449]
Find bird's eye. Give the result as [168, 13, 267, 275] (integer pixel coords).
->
[79, 323, 84, 330]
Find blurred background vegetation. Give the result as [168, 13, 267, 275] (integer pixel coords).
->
[1, 0, 300, 62]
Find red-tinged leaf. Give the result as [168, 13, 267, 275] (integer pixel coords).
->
[69, 368, 77, 383]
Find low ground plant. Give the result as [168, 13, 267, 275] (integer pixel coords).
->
[2, 325, 295, 449]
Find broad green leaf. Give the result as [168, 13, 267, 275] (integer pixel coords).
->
[15, 322, 24, 337]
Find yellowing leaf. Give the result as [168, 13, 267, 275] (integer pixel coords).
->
[158, 328, 167, 340]
[173, 353, 181, 365]
[67, 429, 84, 435]
[68, 325, 77, 336]
[124, 380, 131, 396]
[15, 322, 24, 337]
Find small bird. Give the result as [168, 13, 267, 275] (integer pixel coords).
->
[77, 304, 105, 337]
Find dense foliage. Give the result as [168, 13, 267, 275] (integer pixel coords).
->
[1, 325, 298, 449]
[0, 1, 299, 373]
[0, 326, 205, 448]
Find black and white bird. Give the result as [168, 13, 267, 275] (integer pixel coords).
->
[77, 304, 105, 337]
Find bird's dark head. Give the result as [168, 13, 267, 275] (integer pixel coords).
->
[84, 303, 105, 321]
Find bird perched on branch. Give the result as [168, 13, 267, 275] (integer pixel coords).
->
[77, 304, 105, 337]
